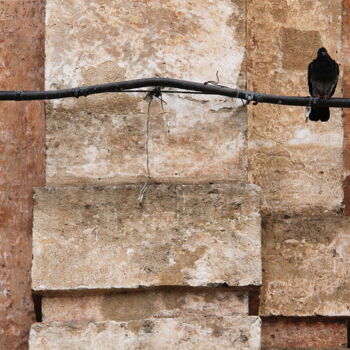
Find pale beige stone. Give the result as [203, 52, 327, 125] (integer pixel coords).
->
[29, 317, 261, 350]
[45, 0, 247, 185]
[46, 105, 247, 186]
[32, 184, 261, 291]
[46, 110, 148, 185]
[247, 0, 343, 213]
[42, 288, 248, 322]
[261, 213, 350, 316]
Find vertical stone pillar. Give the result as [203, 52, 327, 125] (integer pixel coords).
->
[0, 1, 45, 349]
[247, 0, 343, 214]
[343, 0, 350, 215]
[247, 0, 346, 348]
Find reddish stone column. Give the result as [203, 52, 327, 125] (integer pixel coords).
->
[344, 0, 350, 215]
[0, 1, 45, 349]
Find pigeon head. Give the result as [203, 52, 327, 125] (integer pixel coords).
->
[317, 47, 328, 57]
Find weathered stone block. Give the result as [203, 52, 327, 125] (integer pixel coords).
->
[45, 0, 247, 185]
[29, 317, 261, 350]
[46, 105, 247, 185]
[261, 318, 348, 349]
[247, 0, 343, 213]
[261, 213, 350, 316]
[42, 288, 248, 322]
[45, 0, 246, 89]
[32, 184, 261, 291]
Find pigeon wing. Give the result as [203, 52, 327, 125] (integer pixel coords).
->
[308, 61, 314, 96]
[328, 61, 339, 98]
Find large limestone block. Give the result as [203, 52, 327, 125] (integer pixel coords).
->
[46, 105, 247, 186]
[247, 0, 343, 212]
[45, 0, 247, 185]
[261, 213, 350, 316]
[32, 184, 261, 291]
[29, 317, 261, 350]
[42, 288, 248, 322]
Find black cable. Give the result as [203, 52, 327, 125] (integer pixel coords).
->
[0, 77, 349, 108]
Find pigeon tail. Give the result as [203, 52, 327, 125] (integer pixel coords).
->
[309, 106, 330, 122]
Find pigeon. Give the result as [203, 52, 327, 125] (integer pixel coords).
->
[307, 47, 339, 122]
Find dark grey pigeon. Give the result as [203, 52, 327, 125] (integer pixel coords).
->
[308, 47, 339, 122]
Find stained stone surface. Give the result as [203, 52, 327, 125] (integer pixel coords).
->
[29, 317, 261, 350]
[32, 183, 261, 291]
[45, 0, 247, 185]
[261, 318, 348, 348]
[263, 348, 347, 350]
[261, 213, 350, 316]
[247, 0, 343, 213]
[42, 288, 248, 322]
[0, 1, 45, 349]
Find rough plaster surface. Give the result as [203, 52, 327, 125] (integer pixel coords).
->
[0, 1, 45, 349]
[42, 288, 248, 322]
[261, 318, 348, 348]
[247, 0, 343, 212]
[45, 0, 247, 185]
[261, 213, 350, 316]
[32, 183, 261, 291]
[29, 317, 261, 350]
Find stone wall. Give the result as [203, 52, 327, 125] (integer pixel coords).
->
[1, 0, 349, 349]
[29, 0, 262, 349]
